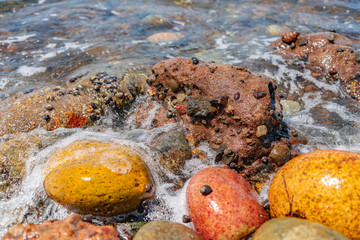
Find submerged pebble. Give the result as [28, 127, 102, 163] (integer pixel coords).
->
[253, 217, 349, 240]
[133, 220, 203, 240]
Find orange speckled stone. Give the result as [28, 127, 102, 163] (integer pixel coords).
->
[269, 150, 360, 239]
[187, 166, 268, 240]
[44, 140, 155, 216]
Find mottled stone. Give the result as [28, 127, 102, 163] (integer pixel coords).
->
[269, 150, 360, 239]
[2, 214, 119, 240]
[151, 131, 192, 174]
[272, 31, 360, 101]
[0, 69, 147, 136]
[144, 57, 292, 181]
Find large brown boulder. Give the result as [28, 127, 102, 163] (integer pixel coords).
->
[0, 69, 147, 136]
[272, 30, 360, 101]
[141, 57, 294, 180]
[2, 214, 119, 240]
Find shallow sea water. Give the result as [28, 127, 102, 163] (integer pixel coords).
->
[0, 0, 359, 237]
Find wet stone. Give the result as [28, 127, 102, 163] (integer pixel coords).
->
[272, 31, 360, 101]
[139, 57, 293, 183]
[2, 214, 119, 240]
[44, 140, 155, 216]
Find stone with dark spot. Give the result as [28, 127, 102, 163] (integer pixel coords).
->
[141, 57, 292, 182]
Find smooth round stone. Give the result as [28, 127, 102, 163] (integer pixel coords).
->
[44, 140, 155, 216]
[269, 150, 360, 239]
[253, 217, 349, 240]
[187, 166, 268, 240]
[280, 99, 301, 114]
[133, 220, 203, 240]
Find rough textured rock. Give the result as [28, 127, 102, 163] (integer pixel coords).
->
[143, 57, 292, 181]
[133, 220, 203, 240]
[151, 130, 192, 174]
[0, 69, 147, 136]
[269, 150, 360, 239]
[2, 214, 119, 240]
[272, 31, 360, 101]
[44, 139, 155, 217]
[253, 217, 349, 240]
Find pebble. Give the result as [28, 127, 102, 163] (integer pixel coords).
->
[280, 99, 301, 114]
[133, 221, 202, 240]
[44, 140, 155, 216]
[253, 217, 349, 240]
[269, 150, 360, 239]
[147, 32, 183, 43]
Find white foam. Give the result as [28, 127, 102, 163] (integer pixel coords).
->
[17, 65, 46, 77]
[0, 34, 35, 44]
[0, 78, 9, 90]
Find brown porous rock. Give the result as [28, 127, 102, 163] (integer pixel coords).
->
[272, 30, 360, 101]
[2, 214, 119, 240]
[140, 57, 293, 181]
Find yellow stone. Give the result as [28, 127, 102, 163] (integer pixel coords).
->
[44, 140, 155, 216]
[269, 150, 360, 239]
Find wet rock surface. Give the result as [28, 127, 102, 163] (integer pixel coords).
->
[151, 130, 192, 174]
[253, 217, 349, 240]
[44, 139, 155, 217]
[0, 69, 147, 136]
[269, 150, 360, 239]
[187, 166, 268, 240]
[2, 214, 119, 240]
[272, 31, 360, 101]
[133, 220, 203, 240]
[140, 57, 293, 182]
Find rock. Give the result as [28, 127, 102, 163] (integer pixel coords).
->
[252, 217, 349, 240]
[147, 32, 183, 43]
[272, 31, 360, 102]
[133, 220, 203, 240]
[186, 166, 268, 240]
[266, 25, 288, 36]
[146, 57, 292, 181]
[269, 150, 360, 239]
[0, 131, 67, 198]
[0, 69, 147, 136]
[2, 214, 119, 240]
[280, 99, 301, 114]
[151, 131, 192, 174]
[44, 139, 155, 216]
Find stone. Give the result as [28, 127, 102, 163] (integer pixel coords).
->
[151, 131, 192, 174]
[269, 150, 360, 239]
[253, 217, 349, 240]
[2, 214, 119, 240]
[266, 25, 288, 36]
[280, 99, 301, 114]
[187, 167, 268, 240]
[44, 139, 155, 216]
[133, 220, 203, 240]
[0, 69, 147, 136]
[146, 57, 292, 181]
[272, 31, 360, 102]
[147, 32, 183, 43]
